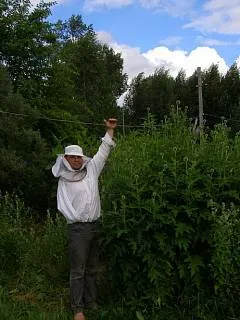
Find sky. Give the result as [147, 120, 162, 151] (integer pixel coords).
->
[32, 0, 240, 83]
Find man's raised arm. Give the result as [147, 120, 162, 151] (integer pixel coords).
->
[91, 118, 117, 176]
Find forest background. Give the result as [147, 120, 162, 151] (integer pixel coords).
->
[1, 1, 240, 319]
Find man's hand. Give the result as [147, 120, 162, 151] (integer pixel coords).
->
[104, 118, 117, 138]
[104, 118, 117, 129]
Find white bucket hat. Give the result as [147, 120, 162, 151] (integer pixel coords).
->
[64, 145, 84, 157]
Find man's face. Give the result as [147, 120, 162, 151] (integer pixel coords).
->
[64, 155, 83, 170]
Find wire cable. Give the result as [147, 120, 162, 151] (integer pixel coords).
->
[0, 109, 144, 128]
[204, 113, 240, 123]
[2, 109, 239, 128]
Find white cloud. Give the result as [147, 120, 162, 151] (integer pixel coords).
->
[83, 0, 240, 36]
[144, 46, 229, 77]
[139, 0, 195, 17]
[237, 56, 240, 68]
[97, 30, 114, 43]
[197, 36, 240, 46]
[97, 31, 233, 106]
[97, 31, 229, 80]
[114, 44, 156, 78]
[143, 47, 186, 76]
[83, 0, 195, 15]
[97, 31, 155, 81]
[198, 38, 230, 46]
[84, 0, 133, 11]
[185, 0, 240, 34]
[203, 0, 240, 11]
[159, 36, 182, 47]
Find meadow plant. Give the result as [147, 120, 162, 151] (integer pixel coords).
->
[100, 108, 240, 318]
[0, 193, 68, 311]
[0, 193, 30, 284]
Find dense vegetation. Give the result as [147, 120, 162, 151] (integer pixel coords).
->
[1, 111, 240, 319]
[1, 1, 240, 319]
[1, 1, 240, 211]
[101, 110, 240, 319]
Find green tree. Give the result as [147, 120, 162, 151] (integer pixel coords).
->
[202, 64, 222, 128]
[183, 69, 199, 119]
[123, 72, 146, 124]
[220, 63, 240, 132]
[53, 14, 93, 42]
[44, 15, 127, 136]
[124, 68, 175, 124]
[174, 69, 187, 107]
[0, 66, 51, 211]
[0, 0, 56, 102]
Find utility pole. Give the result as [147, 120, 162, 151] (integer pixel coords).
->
[122, 107, 125, 136]
[197, 67, 204, 131]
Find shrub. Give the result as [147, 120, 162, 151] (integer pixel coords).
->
[100, 108, 240, 318]
[210, 202, 240, 317]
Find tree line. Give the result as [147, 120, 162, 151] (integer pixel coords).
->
[0, 0, 240, 212]
[123, 64, 240, 132]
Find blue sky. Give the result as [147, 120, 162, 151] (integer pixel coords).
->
[32, 0, 240, 81]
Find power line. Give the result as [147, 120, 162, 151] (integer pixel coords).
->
[204, 113, 240, 124]
[2, 109, 240, 129]
[0, 109, 144, 128]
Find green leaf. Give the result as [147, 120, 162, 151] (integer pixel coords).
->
[136, 311, 145, 320]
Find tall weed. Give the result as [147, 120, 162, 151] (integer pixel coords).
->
[0, 193, 30, 284]
[100, 108, 240, 318]
[0, 193, 68, 310]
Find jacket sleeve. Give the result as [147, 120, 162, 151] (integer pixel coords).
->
[91, 132, 116, 177]
[52, 155, 63, 177]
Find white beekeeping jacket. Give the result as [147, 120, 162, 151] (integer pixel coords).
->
[52, 132, 115, 223]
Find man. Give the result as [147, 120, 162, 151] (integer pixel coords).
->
[52, 118, 117, 320]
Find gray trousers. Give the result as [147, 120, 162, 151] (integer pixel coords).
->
[68, 221, 99, 313]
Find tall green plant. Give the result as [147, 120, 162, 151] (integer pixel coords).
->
[100, 107, 240, 318]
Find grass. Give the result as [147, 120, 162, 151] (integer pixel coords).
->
[0, 287, 146, 320]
